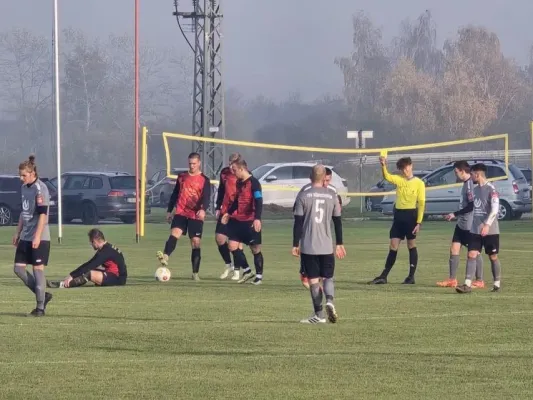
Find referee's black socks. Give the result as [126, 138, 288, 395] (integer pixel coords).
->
[408, 247, 418, 278]
[381, 249, 398, 277]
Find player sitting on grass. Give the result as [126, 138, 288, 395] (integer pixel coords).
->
[456, 163, 502, 294]
[296, 167, 341, 289]
[437, 160, 484, 288]
[368, 156, 425, 285]
[47, 229, 127, 288]
[292, 164, 346, 324]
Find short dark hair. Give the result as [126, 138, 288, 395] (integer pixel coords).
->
[88, 228, 105, 241]
[188, 152, 201, 161]
[396, 157, 412, 171]
[453, 160, 470, 173]
[325, 167, 332, 176]
[231, 158, 248, 169]
[471, 163, 487, 173]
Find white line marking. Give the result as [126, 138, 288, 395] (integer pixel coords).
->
[0, 310, 531, 329]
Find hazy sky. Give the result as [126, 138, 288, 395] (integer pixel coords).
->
[3, 0, 533, 101]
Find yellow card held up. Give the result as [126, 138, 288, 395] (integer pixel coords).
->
[380, 150, 388, 157]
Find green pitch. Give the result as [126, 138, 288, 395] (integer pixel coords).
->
[1, 219, 533, 399]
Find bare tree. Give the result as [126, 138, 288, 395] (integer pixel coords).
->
[392, 10, 443, 76]
[335, 11, 390, 120]
[379, 57, 440, 137]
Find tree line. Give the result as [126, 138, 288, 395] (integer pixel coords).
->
[0, 10, 532, 178]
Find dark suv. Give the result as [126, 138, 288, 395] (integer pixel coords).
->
[48, 172, 151, 224]
[0, 175, 58, 226]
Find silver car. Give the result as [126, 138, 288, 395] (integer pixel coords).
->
[380, 159, 532, 220]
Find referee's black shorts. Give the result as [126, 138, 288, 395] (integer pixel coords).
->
[300, 253, 335, 279]
[452, 225, 470, 247]
[390, 208, 418, 240]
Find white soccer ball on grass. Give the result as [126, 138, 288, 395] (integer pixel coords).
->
[155, 267, 171, 282]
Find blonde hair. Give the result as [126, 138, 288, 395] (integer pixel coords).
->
[19, 155, 38, 177]
[310, 164, 326, 184]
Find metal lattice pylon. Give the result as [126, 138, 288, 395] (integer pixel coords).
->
[174, 0, 226, 181]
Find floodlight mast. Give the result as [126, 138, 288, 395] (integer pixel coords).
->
[173, 0, 226, 186]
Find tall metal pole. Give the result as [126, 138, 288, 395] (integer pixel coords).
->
[134, 0, 140, 243]
[53, 0, 63, 244]
[174, 0, 225, 181]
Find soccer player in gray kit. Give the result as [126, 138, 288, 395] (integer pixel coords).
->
[13, 155, 53, 316]
[292, 164, 346, 324]
[456, 163, 502, 293]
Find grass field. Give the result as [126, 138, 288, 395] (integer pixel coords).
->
[1, 219, 533, 399]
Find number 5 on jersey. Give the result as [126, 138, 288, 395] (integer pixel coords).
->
[315, 199, 325, 223]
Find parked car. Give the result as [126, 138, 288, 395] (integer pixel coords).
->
[0, 175, 58, 226]
[521, 167, 532, 197]
[380, 159, 531, 220]
[364, 170, 432, 212]
[48, 171, 150, 224]
[248, 162, 351, 208]
[146, 168, 188, 207]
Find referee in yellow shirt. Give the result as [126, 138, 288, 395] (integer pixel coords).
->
[368, 156, 426, 284]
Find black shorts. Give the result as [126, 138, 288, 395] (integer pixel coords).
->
[100, 272, 127, 287]
[171, 214, 204, 238]
[299, 257, 305, 275]
[227, 219, 262, 246]
[215, 216, 228, 236]
[468, 234, 499, 255]
[452, 226, 470, 247]
[301, 253, 335, 279]
[14, 240, 50, 266]
[390, 209, 418, 240]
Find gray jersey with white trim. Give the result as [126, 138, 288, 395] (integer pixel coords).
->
[20, 179, 50, 241]
[293, 185, 341, 255]
[457, 178, 475, 231]
[471, 182, 500, 235]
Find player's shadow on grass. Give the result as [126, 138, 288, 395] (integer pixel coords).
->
[55, 313, 299, 324]
[0, 311, 32, 317]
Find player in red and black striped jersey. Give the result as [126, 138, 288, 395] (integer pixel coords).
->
[47, 229, 127, 288]
[215, 153, 250, 281]
[221, 158, 264, 285]
[157, 152, 211, 280]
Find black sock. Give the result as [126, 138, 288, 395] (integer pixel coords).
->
[163, 235, 178, 257]
[408, 247, 418, 278]
[231, 249, 243, 270]
[253, 252, 264, 277]
[217, 243, 232, 265]
[69, 275, 89, 288]
[382, 249, 398, 277]
[240, 250, 250, 271]
[191, 249, 201, 273]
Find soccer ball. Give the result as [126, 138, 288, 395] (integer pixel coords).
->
[155, 267, 171, 282]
